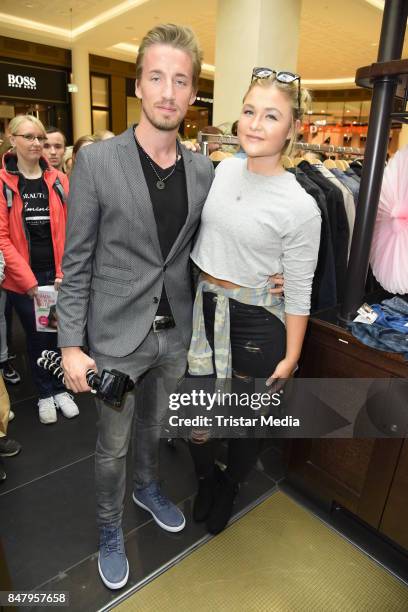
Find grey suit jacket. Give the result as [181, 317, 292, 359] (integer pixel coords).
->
[57, 127, 214, 357]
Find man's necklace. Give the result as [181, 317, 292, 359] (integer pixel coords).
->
[136, 136, 180, 190]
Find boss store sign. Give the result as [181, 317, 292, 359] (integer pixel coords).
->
[0, 61, 68, 104]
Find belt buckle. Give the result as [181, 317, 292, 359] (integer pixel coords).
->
[152, 316, 166, 333]
[152, 316, 174, 332]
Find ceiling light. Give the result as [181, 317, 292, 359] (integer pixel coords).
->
[365, 0, 384, 10]
[202, 63, 215, 73]
[303, 78, 355, 86]
[112, 42, 139, 54]
[0, 0, 150, 39]
[0, 12, 68, 37]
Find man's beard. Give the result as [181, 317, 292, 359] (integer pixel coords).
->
[143, 103, 181, 132]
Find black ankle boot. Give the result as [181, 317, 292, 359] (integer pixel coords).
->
[193, 469, 216, 522]
[206, 466, 239, 535]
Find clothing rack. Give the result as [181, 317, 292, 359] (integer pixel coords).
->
[197, 133, 364, 157]
[197, 133, 238, 155]
[294, 142, 364, 156]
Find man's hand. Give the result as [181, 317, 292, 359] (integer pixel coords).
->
[268, 273, 284, 296]
[54, 278, 62, 291]
[61, 347, 97, 393]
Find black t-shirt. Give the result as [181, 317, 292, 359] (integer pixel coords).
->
[22, 176, 55, 272]
[135, 137, 188, 317]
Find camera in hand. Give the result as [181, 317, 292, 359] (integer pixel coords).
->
[87, 367, 135, 407]
[37, 350, 135, 407]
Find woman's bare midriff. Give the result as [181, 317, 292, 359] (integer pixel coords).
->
[201, 272, 243, 289]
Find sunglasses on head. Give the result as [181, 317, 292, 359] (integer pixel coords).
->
[251, 67, 301, 112]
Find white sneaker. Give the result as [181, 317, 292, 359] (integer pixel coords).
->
[54, 392, 79, 419]
[38, 397, 57, 424]
[8, 410, 15, 422]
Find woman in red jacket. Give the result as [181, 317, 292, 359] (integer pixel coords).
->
[0, 115, 79, 424]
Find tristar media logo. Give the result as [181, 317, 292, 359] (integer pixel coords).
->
[7, 73, 37, 90]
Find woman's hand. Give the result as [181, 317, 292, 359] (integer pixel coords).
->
[27, 284, 40, 305]
[268, 273, 284, 296]
[27, 285, 38, 298]
[54, 278, 62, 291]
[182, 140, 201, 153]
[266, 357, 297, 388]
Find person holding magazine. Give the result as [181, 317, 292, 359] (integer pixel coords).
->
[188, 68, 321, 534]
[0, 115, 79, 424]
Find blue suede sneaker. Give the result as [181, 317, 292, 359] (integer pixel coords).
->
[98, 525, 129, 590]
[132, 482, 186, 532]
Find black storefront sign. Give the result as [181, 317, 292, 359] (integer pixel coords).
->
[0, 61, 68, 104]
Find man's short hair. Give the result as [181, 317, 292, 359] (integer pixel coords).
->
[135, 23, 203, 90]
[45, 126, 66, 146]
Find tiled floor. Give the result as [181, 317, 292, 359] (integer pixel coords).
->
[2, 322, 406, 612]
[0, 322, 284, 611]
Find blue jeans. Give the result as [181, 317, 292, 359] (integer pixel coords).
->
[372, 297, 408, 333]
[92, 326, 187, 528]
[350, 322, 408, 359]
[7, 269, 65, 399]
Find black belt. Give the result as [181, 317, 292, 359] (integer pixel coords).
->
[152, 315, 175, 332]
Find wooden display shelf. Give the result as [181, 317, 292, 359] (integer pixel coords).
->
[356, 58, 408, 100]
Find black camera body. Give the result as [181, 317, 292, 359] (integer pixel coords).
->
[92, 369, 135, 407]
[37, 351, 135, 408]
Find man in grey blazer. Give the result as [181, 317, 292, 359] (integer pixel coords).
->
[57, 24, 213, 590]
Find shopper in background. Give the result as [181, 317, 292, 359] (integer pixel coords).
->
[63, 146, 73, 177]
[188, 68, 321, 534]
[0, 247, 20, 385]
[231, 119, 246, 159]
[0, 299, 20, 386]
[0, 370, 21, 482]
[0, 115, 79, 424]
[71, 134, 96, 169]
[0, 138, 13, 166]
[43, 127, 66, 172]
[93, 129, 115, 140]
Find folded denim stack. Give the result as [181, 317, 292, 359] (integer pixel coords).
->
[350, 296, 408, 358]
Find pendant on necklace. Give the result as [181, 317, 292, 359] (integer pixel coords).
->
[156, 180, 166, 190]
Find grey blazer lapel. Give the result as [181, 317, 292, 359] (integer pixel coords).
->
[116, 129, 162, 257]
[165, 145, 197, 264]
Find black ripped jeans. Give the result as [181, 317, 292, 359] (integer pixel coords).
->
[189, 291, 286, 484]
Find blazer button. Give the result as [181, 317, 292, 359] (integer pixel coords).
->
[163, 264, 167, 271]
[153, 297, 159, 304]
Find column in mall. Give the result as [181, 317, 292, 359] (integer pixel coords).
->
[71, 45, 92, 141]
[212, 0, 301, 127]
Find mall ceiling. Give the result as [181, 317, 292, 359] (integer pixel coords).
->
[0, 0, 407, 87]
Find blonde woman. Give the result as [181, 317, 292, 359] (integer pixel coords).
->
[0, 115, 79, 424]
[188, 69, 321, 534]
